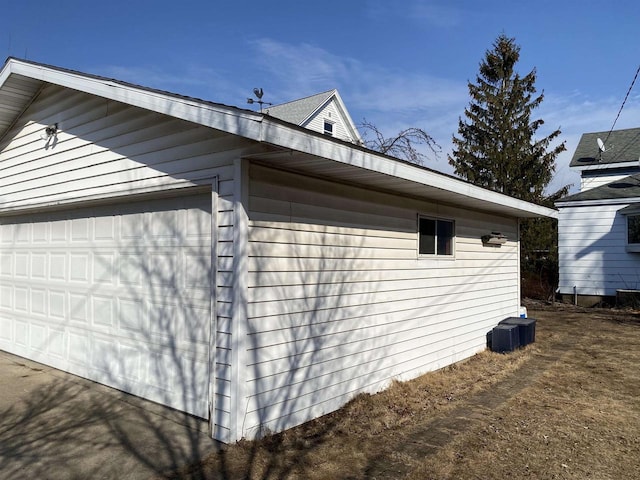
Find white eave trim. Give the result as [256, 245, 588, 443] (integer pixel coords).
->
[555, 197, 640, 208]
[571, 161, 638, 172]
[2, 59, 555, 220]
[5, 60, 266, 142]
[259, 120, 557, 219]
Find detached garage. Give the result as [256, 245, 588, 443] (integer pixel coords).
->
[0, 58, 556, 443]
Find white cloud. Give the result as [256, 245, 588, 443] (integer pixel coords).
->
[365, 0, 463, 28]
[409, 3, 464, 28]
[249, 38, 467, 149]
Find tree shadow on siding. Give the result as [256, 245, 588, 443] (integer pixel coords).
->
[0, 201, 386, 480]
[224, 211, 391, 479]
[0, 197, 219, 479]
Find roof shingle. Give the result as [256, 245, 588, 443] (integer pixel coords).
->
[570, 128, 640, 167]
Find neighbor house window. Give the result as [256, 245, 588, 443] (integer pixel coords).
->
[628, 215, 640, 244]
[419, 216, 454, 256]
[323, 120, 334, 136]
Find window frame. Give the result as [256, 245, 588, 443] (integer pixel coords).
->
[417, 215, 455, 258]
[323, 119, 334, 136]
[627, 214, 640, 251]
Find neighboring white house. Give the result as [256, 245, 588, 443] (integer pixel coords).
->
[266, 89, 362, 144]
[556, 128, 640, 306]
[0, 58, 555, 443]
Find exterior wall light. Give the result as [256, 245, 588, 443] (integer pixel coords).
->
[481, 232, 507, 245]
[40, 123, 58, 143]
[40, 123, 58, 140]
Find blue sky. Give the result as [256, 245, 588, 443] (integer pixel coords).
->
[6, 0, 640, 194]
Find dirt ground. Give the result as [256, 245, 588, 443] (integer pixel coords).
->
[166, 302, 640, 480]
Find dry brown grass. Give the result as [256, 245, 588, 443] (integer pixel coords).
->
[166, 303, 640, 480]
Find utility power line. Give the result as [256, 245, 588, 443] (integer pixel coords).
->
[603, 64, 640, 147]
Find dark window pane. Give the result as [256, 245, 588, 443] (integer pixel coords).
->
[437, 220, 453, 255]
[629, 216, 640, 244]
[419, 218, 435, 254]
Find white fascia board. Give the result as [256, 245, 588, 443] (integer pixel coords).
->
[555, 197, 640, 208]
[572, 161, 637, 172]
[0, 62, 15, 87]
[6, 60, 265, 142]
[260, 119, 557, 219]
[332, 90, 363, 143]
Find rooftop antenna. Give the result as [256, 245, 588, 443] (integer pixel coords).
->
[247, 87, 272, 113]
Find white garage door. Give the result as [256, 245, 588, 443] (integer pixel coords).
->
[0, 193, 212, 418]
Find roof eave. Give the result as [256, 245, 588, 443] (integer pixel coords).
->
[0, 58, 266, 143]
[555, 197, 640, 208]
[0, 58, 554, 220]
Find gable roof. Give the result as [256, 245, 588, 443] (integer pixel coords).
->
[556, 173, 640, 204]
[570, 128, 640, 168]
[267, 90, 335, 125]
[0, 57, 555, 219]
[266, 89, 362, 143]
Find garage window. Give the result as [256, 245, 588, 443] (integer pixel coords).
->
[419, 216, 454, 256]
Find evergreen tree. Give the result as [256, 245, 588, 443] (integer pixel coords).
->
[450, 34, 568, 300]
[449, 34, 566, 203]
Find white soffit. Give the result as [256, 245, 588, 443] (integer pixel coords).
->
[247, 150, 557, 219]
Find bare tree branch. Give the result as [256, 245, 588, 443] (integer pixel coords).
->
[359, 119, 441, 165]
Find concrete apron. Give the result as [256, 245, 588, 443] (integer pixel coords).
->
[0, 350, 219, 479]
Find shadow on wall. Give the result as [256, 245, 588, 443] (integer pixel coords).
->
[572, 212, 640, 292]
[237, 219, 384, 479]
[0, 195, 219, 478]
[0, 86, 386, 479]
[0, 201, 378, 479]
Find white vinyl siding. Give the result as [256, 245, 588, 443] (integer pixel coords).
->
[0, 83, 251, 442]
[304, 100, 351, 143]
[558, 204, 640, 296]
[241, 164, 520, 438]
[0, 84, 246, 210]
[580, 173, 633, 191]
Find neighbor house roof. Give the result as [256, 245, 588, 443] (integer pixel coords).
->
[266, 88, 362, 143]
[0, 57, 556, 219]
[556, 173, 640, 205]
[267, 90, 335, 125]
[570, 128, 640, 168]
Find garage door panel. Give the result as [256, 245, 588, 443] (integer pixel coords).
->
[0, 253, 12, 275]
[0, 316, 11, 341]
[1, 285, 12, 308]
[15, 287, 27, 311]
[29, 322, 47, 352]
[48, 327, 66, 358]
[70, 253, 90, 282]
[68, 330, 89, 364]
[15, 253, 28, 277]
[50, 254, 66, 281]
[49, 290, 65, 319]
[0, 193, 213, 418]
[31, 253, 47, 278]
[31, 289, 47, 316]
